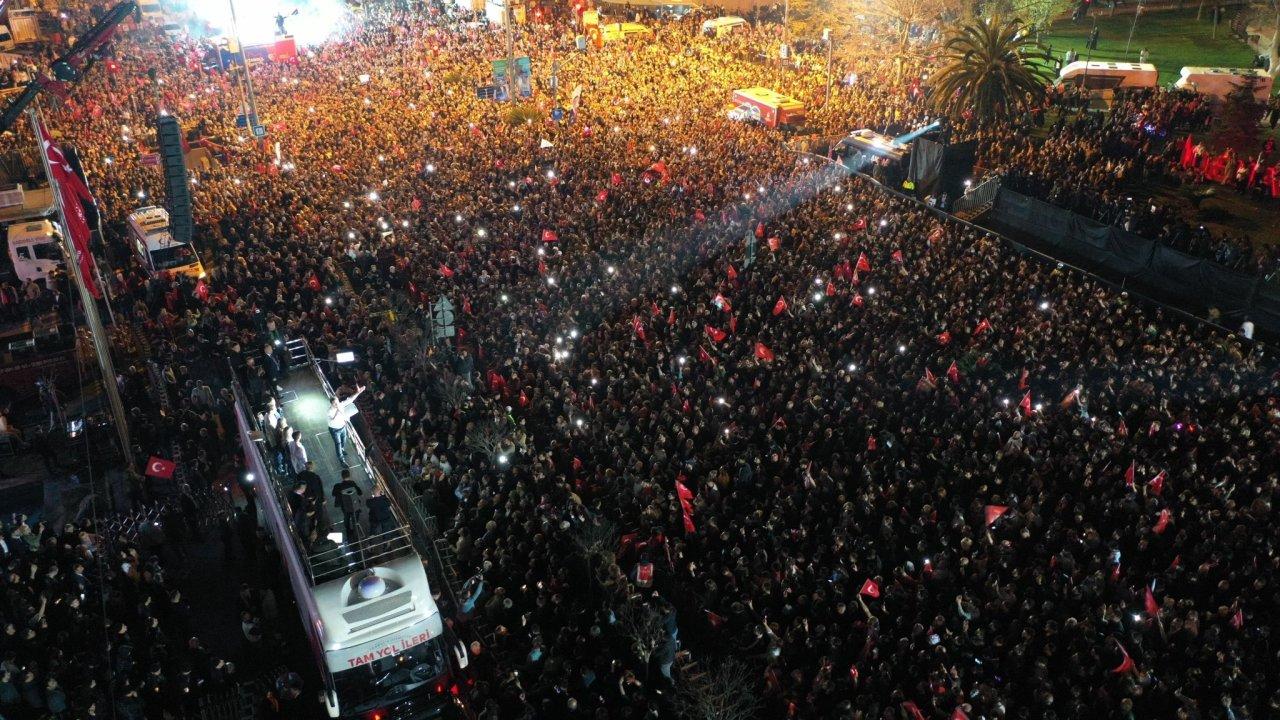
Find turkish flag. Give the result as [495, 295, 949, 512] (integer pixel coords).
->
[705, 325, 727, 343]
[1111, 644, 1136, 675]
[631, 315, 646, 341]
[675, 479, 694, 501]
[682, 511, 696, 534]
[667, 308, 676, 326]
[754, 342, 774, 362]
[145, 456, 176, 479]
[1019, 391, 1032, 416]
[866, 435, 876, 451]
[542, 229, 558, 243]
[439, 264, 454, 278]
[767, 236, 781, 252]
[411, 197, 422, 211]
[984, 505, 1009, 526]
[1124, 461, 1136, 489]
[611, 172, 623, 186]
[772, 296, 789, 316]
[858, 578, 880, 598]
[937, 331, 952, 345]
[856, 252, 871, 272]
[825, 282, 837, 297]
[852, 293, 865, 307]
[307, 272, 322, 292]
[1231, 607, 1244, 629]
[596, 189, 609, 202]
[713, 294, 732, 313]
[974, 318, 992, 336]
[698, 345, 716, 366]
[891, 249, 903, 263]
[947, 361, 960, 383]
[1153, 508, 1172, 534]
[1144, 585, 1159, 616]
[755, 221, 765, 238]
[1147, 471, 1166, 496]
[726, 265, 737, 280]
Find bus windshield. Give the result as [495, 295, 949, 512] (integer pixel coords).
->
[149, 243, 199, 270]
[332, 636, 449, 715]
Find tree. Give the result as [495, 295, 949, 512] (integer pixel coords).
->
[675, 658, 760, 720]
[573, 513, 621, 590]
[870, 0, 962, 50]
[464, 416, 509, 460]
[1211, 76, 1267, 154]
[984, 0, 1074, 30]
[618, 599, 666, 677]
[435, 371, 470, 412]
[928, 17, 1053, 123]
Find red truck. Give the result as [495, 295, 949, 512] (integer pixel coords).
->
[727, 87, 807, 129]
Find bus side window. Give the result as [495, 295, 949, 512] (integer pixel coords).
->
[33, 243, 60, 261]
[15, 246, 30, 260]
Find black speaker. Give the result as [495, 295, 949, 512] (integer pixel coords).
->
[155, 115, 193, 244]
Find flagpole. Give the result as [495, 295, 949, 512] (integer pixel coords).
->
[29, 106, 135, 478]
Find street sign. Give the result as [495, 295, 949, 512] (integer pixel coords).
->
[431, 296, 456, 340]
[252, 124, 267, 139]
[235, 113, 258, 128]
[551, 107, 565, 122]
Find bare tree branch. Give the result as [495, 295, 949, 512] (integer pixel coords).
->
[676, 658, 760, 720]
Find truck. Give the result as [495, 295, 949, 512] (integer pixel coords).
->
[6, 219, 65, 286]
[126, 206, 206, 280]
[727, 87, 806, 129]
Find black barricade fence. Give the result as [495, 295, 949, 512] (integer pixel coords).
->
[987, 189, 1280, 336]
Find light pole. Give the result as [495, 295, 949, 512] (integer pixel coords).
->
[1124, 1, 1142, 54]
[226, 0, 261, 133]
[824, 27, 833, 105]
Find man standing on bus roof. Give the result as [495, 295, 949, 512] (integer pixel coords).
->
[332, 469, 363, 539]
[327, 385, 366, 466]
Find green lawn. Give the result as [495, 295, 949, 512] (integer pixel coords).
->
[1037, 8, 1259, 86]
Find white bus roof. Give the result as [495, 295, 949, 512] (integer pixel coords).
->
[1178, 66, 1269, 79]
[7, 219, 59, 244]
[128, 206, 171, 235]
[314, 553, 444, 673]
[703, 16, 746, 27]
[1059, 60, 1157, 77]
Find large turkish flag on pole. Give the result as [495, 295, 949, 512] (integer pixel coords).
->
[37, 119, 102, 299]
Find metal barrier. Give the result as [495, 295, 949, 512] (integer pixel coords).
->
[952, 175, 1000, 219]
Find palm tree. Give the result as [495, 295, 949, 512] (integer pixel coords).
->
[928, 17, 1052, 123]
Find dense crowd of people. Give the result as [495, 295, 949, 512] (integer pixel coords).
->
[2, 1, 1279, 719]
[977, 86, 1279, 276]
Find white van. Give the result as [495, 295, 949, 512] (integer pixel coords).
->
[1175, 67, 1274, 101]
[127, 206, 206, 279]
[702, 16, 747, 38]
[1057, 61, 1158, 90]
[7, 220, 64, 285]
